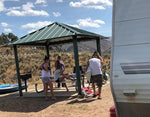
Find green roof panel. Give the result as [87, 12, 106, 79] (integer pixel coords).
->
[8, 22, 106, 46]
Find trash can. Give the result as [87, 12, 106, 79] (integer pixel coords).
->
[110, 105, 116, 117]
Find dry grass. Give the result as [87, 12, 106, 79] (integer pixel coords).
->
[0, 47, 111, 84]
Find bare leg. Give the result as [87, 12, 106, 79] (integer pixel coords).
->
[98, 87, 102, 99]
[57, 77, 69, 92]
[48, 81, 56, 100]
[58, 76, 65, 82]
[61, 74, 72, 80]
[92, 83, 96, 94]
[44, 83, 48, 100]
[64, 83, 69, 92]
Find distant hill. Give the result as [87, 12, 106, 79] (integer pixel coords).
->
[62, 39, 112, 54]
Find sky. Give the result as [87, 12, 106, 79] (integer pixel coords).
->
[0, 0, 112, 38]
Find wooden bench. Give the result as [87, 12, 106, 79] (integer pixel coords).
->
[34, 76, 75, 93]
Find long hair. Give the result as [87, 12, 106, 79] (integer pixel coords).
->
[92, 51, 100, 59]
[56, 60, 61, 69]
[44, 56, 49, 61]
[57, 56, 61, 60]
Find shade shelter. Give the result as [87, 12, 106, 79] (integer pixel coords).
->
[6, 22, 107, 96]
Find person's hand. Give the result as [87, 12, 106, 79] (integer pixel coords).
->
[38, 65, 42, 70]
[51, 79, 55, 82]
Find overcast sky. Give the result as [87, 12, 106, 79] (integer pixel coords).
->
[0, 0, 112, 38]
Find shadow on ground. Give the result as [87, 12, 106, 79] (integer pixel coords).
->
[67, 98, 95, 104]
[0, 90, 77, 113]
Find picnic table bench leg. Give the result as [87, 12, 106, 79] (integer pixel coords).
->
[35, 83, 44, 93]
[24, 80, 27, 92]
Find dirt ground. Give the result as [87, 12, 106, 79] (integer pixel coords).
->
[0, 82, 114, 117]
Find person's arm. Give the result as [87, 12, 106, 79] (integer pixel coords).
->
[55, 61, 57, 69]
[62, 63, 65, 71]
[38, 64, 42, 70]
[99, 56, 104, 65]
[86, 61, 90, 71]
[59, 69, 64, 75]
[60, 60, 65, 71]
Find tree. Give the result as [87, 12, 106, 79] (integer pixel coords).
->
[0, 33, 18, 45]
[8, 33, 18, 42]
[0, 33, 9, 45]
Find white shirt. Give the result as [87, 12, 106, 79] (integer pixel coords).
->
[41, 70, 51, 78]
[54, 69, 61, 81]
[89, 58, 102, 76]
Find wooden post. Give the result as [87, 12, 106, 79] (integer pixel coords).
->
[73, 36, 82, 95]
[46, 45, 51, 74]
[46, 45, 50, 58]
[96, 38, 101, 56]
[13, 45, 23, 96]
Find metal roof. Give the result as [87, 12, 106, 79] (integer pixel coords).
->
[7, 22, 106, 46]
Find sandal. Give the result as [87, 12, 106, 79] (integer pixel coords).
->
[97, 97, 102, 99]
[93, 94, 97, 98]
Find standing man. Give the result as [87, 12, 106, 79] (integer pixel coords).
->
[86, 51, 103, 99]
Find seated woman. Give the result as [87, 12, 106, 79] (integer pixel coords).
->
[55, 56, 65, 88]
[39, 56, 56, 100]
[54, 59, 72, 92]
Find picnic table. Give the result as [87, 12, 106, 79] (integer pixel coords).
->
[34, 73, 86, 93]
[68, 73, 86, 88]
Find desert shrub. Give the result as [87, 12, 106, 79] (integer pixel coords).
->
[0, 47, 111, 84]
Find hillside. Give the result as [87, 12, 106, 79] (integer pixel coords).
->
[62, 39, 111, 53]
[0, 39, 111, 84]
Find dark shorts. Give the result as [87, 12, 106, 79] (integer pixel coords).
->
[90, 74, 103, 87]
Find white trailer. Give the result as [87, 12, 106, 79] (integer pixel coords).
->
[111, 0, 150, 117]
